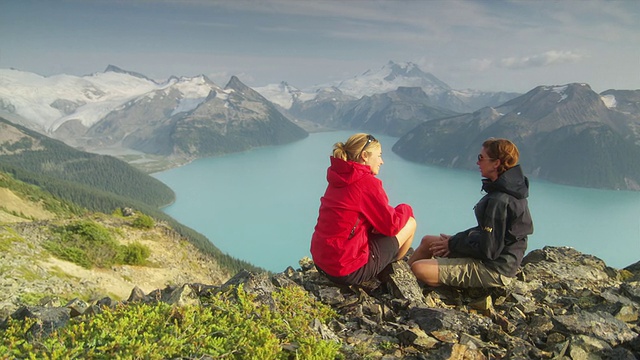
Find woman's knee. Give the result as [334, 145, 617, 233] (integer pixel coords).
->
[410, 259, 440, 287]
[403, 216, 417, 234]
[397, 217, 417, 243]
[419, 234, 438, 247]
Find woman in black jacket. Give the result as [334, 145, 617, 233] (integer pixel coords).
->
[409, 138, 533, 288]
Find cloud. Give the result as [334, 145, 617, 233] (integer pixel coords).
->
[498, 50, 586, 69]
[468, 58, 493, 72]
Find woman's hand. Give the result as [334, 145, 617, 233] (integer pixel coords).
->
[430, 233, 451, 257]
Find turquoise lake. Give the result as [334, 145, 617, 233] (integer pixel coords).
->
[154, 131, 640, 272]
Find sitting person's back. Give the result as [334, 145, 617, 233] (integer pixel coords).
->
[311, 133, 416, 285]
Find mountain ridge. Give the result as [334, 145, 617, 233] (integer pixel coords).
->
[256, 60, 521, 113]
[2, 64, 639, 190]
[392, 83, 640, 190]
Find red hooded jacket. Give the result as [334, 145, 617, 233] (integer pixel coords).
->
[310, 157, 414, 277]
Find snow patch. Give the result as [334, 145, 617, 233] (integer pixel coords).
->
[542, 85, 571, 103]
[254, 82, 302, 109]
[169, 77, 218, 115]
[600, 94, 617, 109]
[172, 97, 206, 116]
[0, 68, 229, 130]
[0, 68, 158, 131]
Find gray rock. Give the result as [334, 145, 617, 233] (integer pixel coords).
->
[380, 261, 424, 305]
[127, 286, 147, 302]
[396, 324, 439, 350]
[621, 281, 640, 302]
[166, 284, 200, 307]
[554, 310, 638, 346]
[9, 306, 71, 339]
[65, 298, 89, 317]
[568, 335, 612, 360]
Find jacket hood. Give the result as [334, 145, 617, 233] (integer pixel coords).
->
[482, 165, 529, 199]
[326, 157, 371, 187]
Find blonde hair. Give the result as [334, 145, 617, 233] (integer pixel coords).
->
[482, 138, 519, 175]
[332, 133, 380, 162]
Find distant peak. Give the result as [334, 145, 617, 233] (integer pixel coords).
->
[533, 83, 594, 97]
[104, 64, 126, 73]
[104, 65, 156, 83]
[384, 61, 421, 77]
[225, 76, 263, 100]
[225, 75, 247, 90]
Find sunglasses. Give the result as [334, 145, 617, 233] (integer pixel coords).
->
[477, 154, 496, 161]
[359, 134, 376, 158]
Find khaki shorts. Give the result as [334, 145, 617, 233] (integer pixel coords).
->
[437, 257, 513, 288]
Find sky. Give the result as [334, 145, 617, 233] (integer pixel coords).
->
[1, 0, 639, 93]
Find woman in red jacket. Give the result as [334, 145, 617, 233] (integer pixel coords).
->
[311, 133, 417, 285]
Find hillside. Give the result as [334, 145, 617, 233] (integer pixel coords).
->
[0, 117, 175, 207]
[393, 83, 640, 191]
[0, 119, 263, 279]
[0, 172, 232, 318]
[2, 245, 639, 358]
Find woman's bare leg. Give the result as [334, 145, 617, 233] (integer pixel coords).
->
[395, 216, 416, 260]
[410, 259, 441, 287]
[407, 235, 440, 265]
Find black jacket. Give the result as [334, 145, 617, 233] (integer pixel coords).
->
[448, 165, 534, 277]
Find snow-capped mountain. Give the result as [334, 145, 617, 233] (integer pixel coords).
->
[255, 60, 448, 108]
[251, 81, 311, 110]
[74, 74, 222, 152]
[3, 64, 637, 181]
[255, 61, 520, 113]
[0, 66, 307, 158]
[329, 60, 451, 98]
[0, 67, 160, 132]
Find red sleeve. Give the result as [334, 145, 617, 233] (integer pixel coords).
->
[359, 176, 413, 236]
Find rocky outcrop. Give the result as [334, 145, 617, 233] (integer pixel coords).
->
[3, 246, 639, 359]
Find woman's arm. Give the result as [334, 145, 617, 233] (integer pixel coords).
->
[448, 196, 509, 260]
[360, 177, 413, 236]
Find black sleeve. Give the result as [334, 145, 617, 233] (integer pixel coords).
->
[448, 196, 509, 260]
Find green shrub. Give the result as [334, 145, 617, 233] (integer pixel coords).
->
[112, 207, 124, 217]
[0, 285, 341, 359]
[132, 213, 155, 229]
[45, 220, 150, 269]
[118, 242, 151, 265]
[42, 242, 92, 268]
[61, 220, 115, 245]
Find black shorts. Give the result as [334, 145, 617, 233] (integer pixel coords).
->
[321, 234, 399, 285]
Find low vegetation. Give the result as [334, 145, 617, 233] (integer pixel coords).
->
[43, 220, 151, 268]
[131, 213, 155, 229]
[0, 285, 341, 359]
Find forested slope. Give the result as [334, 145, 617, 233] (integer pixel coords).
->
[0, 117, 262, 275]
